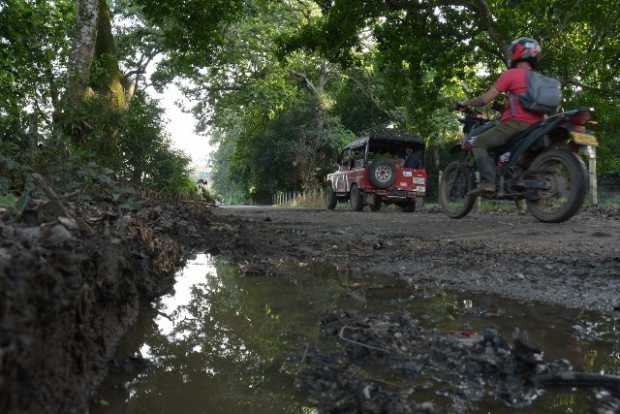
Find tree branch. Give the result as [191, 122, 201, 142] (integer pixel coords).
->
[566, 79, 620, 99]
[347, 71, 407, 125]
[290, 70, 320, 96]
[383, 0, 509, 62]
[467, 0, 510, 62]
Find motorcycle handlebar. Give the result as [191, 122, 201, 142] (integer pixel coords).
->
[454, 102, 469, 111]
[455, 101, 504, 113]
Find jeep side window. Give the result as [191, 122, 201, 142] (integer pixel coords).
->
[341, 149, 353, 169]
[353, 148, 365, 168]
[337, 151, 346, 169]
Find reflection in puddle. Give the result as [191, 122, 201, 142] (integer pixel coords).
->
[91, 255, 620, 414]
[156, 254, 215, 338]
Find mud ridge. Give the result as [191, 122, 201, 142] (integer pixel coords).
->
[0, 191, 226, 414]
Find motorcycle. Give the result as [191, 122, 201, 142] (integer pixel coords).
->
[439, 105, 597, 223]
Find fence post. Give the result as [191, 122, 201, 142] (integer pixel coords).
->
[438, 170, 443, 199]
[588, 146, 598, 207]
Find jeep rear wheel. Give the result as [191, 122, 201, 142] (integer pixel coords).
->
[350, 185, 364, 211]
[399, 200, 416, 212]
[369, 194, 382, 212]
[325, 184, 337, 210]
[368, 161, 396, 189]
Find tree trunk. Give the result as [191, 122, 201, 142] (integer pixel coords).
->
[66, 0, 99, 110]
[92, 0, 126, 108]
[62, 0, 128, 148]
[291, 63, 332, 191]
[468, 0, 511, 63]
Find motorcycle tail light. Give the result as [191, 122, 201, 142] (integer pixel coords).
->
[570, 111, 592, 126]
[573, 125, 586, 132]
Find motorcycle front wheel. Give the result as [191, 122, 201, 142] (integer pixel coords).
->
[525, 149, 587, 223]
[439, 161, 477, 219]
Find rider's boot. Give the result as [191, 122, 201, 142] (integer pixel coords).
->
[472, 148, 497, 197]
[467, 182, 496, 196]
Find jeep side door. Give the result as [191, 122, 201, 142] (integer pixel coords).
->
[342, 146, 367, 192]
[332, 150, 349, 193]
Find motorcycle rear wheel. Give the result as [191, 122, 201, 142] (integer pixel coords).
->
[439, 161, 477, 219]
[525, 149, 587, 223]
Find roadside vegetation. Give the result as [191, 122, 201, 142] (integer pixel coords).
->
[2, 1, 619, 207]
[0, 0, 241, 208]
[205, 0, 620, 205]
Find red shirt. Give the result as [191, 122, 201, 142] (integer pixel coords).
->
[495, 68, 544, 125]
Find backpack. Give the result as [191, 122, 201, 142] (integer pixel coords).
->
[513, 70, 562, 114]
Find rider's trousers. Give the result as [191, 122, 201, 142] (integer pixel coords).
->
[472, 120, 530, 185]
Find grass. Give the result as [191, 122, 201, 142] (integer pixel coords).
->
[272, 190, 326, 209]
[583, 191, 620, 209]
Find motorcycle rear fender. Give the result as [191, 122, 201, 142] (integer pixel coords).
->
[507, 125, 553, 163]
[507, 121, 576, 165]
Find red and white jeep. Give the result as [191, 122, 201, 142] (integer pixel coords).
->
[325, 131, 428, 212]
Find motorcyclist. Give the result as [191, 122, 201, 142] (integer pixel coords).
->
[461, 37, 544, 194]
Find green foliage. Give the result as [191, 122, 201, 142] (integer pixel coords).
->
[0, 0, 72, 197]
[133, 0, 246, 89]
[0, 194, 18, 209]
[145, 146, 195, 196]
[3, 0, 620, 206]
[280, 0, 620, 178]
[332, 76, 389, 135]
[0, 0, 202, 200]
[0, 0, 72, 130]
[66, 93, 195, 196]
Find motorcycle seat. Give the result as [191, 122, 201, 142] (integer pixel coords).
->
[490, 122, 543, 157]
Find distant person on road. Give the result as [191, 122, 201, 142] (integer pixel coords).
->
[461, 37, 545, 195]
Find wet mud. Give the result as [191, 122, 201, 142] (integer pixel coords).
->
[0, 193, 230, 413]
[3, 201, 620, 413]
[91, 255, 620, 414]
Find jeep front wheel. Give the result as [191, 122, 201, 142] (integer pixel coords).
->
[350, 185, 364, 211]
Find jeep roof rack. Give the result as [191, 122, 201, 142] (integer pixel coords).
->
[344, 129, 424, 151]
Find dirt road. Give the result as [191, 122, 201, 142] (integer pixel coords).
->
[214, 206, 620, 313]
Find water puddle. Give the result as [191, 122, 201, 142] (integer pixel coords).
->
[91, 254, 620, 413]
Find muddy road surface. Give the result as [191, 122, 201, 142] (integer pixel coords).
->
[91, 209, 620, 414]
[214, 206, 620, 313]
